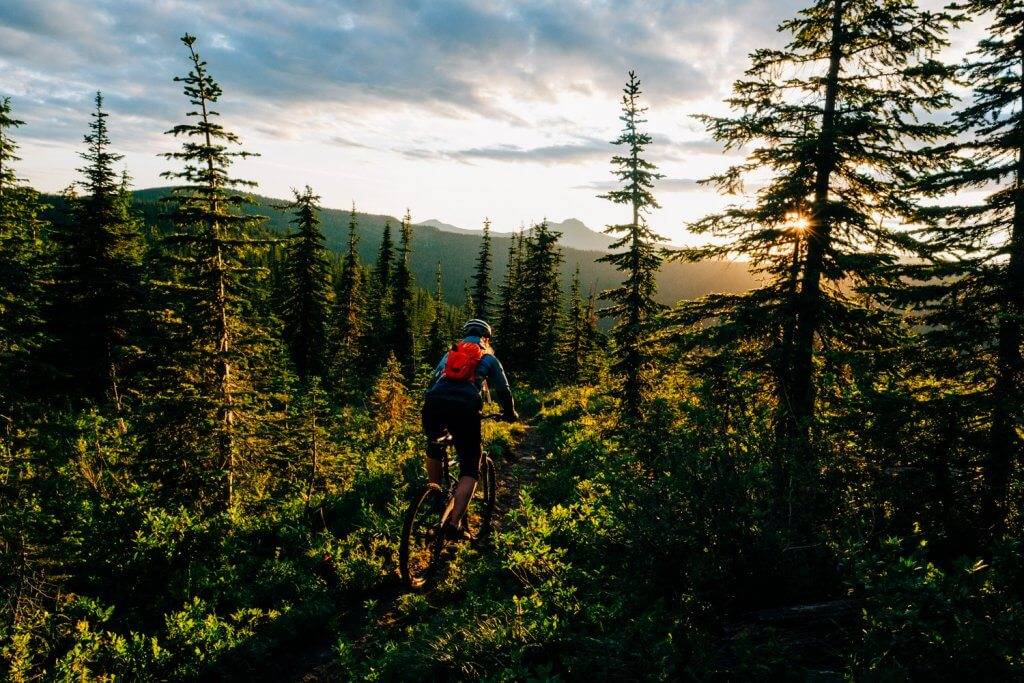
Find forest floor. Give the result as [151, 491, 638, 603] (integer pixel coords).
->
[289, 426, 545, 682]
[270, 419, 856, 681]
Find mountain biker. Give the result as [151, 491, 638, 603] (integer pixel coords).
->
[423, 318, 519, 540]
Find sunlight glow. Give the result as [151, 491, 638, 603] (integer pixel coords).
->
[785, 211, 810, 233]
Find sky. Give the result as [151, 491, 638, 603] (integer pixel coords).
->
[0, 0, 982, 245]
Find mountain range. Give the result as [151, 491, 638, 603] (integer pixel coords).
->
[420, 217, 617, 252]
[109, 188, 757, 310]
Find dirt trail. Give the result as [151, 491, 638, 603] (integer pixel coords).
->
[290, 427, 542, 682]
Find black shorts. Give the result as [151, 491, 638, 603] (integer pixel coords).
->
[422, 396, 483, 480]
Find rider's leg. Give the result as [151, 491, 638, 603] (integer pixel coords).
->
[446, 409, 483, 528]
[422, 399, 445, 487]
[427, 457, 443, 486]
[449, 474, 478, 526]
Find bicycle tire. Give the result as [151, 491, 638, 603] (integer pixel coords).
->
[474, 456, 497, 541]
[399, 484, 445, 590]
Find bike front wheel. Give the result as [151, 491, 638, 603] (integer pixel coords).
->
[399, 484, 447, 590]
[470, 456, 497, 542]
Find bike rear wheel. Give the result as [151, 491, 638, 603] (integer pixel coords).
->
[469, 456, 497, 541]
[399, 484, 448, 590]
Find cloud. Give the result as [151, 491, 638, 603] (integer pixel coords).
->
[408, 133, 744, 167]
[673, 138, 727, 155]
[576, 177, 768, 194]
[576, 177, 705, 193]
[330, 136, 373, 150]
[406, 136, 610, 165]
[0, 0, 807, 145]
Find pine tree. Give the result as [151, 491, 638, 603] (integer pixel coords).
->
[0, 98, 49, 415]
[0, 97, 19, 196]
[390, 209, 416, 380]
[363, 219, 394, 372]
[563, 264, 586, 382]
[0, 103, 55, 647]
[472, 218, 493, 319]
[671, 1, 957, 473]
[425, 262, 448, 363]
[462, 281, 475, 319]
[908, 0, 1023, 535]
[330, 203, 364, 393]
[280, 186, 331, 382]
[583, 286, 601, 381]
[158, 34, 275, 509]
[597, 71, 666, 420]
[497, 230, 525, 371]
[51, 92, 144, 404]
[291, 376, 332, 519]
[370, 352, 412, 438]
[520, 221, 563, 384]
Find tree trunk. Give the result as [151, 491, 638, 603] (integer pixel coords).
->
[983, 51, 1024, 535]
[773, 233, 804, 516]
[215, 240, 234, 510]
[785, 0, 844, 452]
[304, 409, 319, 518]
[195, 66, 235, 512]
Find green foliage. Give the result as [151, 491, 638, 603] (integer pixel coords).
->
[472, 217, 493, 318]
[850, 537, 1024, 678]
[597, 71, 666, 420]
[152, 34, 281, 511]
[390, 210, 417, 380]
[50, 92, 146, 405]
[902, 0, 1024, 536]
[0, 99, 51, 416]
[280, 185, 331, 381]
[328, 203, 365, 394]
[667, 0, 960, 528]
[497, 230, 526, 369]
[516, 222, 564, 384]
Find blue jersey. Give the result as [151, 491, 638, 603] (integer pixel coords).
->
[426, 336, 510, 405]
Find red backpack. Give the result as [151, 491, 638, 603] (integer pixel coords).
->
[443, 341, 483, 382]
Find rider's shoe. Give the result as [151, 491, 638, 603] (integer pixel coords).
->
[442, 523, 473, 542]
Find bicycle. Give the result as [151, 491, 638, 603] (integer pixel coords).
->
[399, 426, 497, 591]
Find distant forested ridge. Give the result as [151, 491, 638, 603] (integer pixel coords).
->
[48, 187, 756, 307]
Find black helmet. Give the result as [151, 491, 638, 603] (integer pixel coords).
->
[461, 318, 493, 338]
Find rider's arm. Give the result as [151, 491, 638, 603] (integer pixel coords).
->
[426, 353, 448, 391]
[483, 355, 518, 421]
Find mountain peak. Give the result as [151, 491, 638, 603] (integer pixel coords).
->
[423, 216, 614, 252]
[546, 218, 614, 252]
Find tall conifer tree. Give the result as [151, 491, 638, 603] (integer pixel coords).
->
[0, 98, 49, 414]
[671, 1, 957, 477]
[330, 203, 364, 392]
[51, 92, 144, 405]
[497, 230, 526, 371]
[281, 185, 331, 382]
[563, 264, 587, 382]
[520, 221, 563, 384]
[158, 34, 274, 509]
[391, 209, 416, 379]
[425, 262, 448, 363]
[363, 219, 394, 372]
[909, 0, 1023, 535]
[597, 71, 665, 420]
[473, 218, 493, 319]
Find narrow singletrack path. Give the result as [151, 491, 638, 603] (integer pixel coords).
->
[291, 425, 542, 682]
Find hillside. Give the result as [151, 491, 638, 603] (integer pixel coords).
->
[422, 216, 617, 252]
[127, 187, 755, 307]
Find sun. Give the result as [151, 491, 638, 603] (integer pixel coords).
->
[785, 211, 810, 233]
